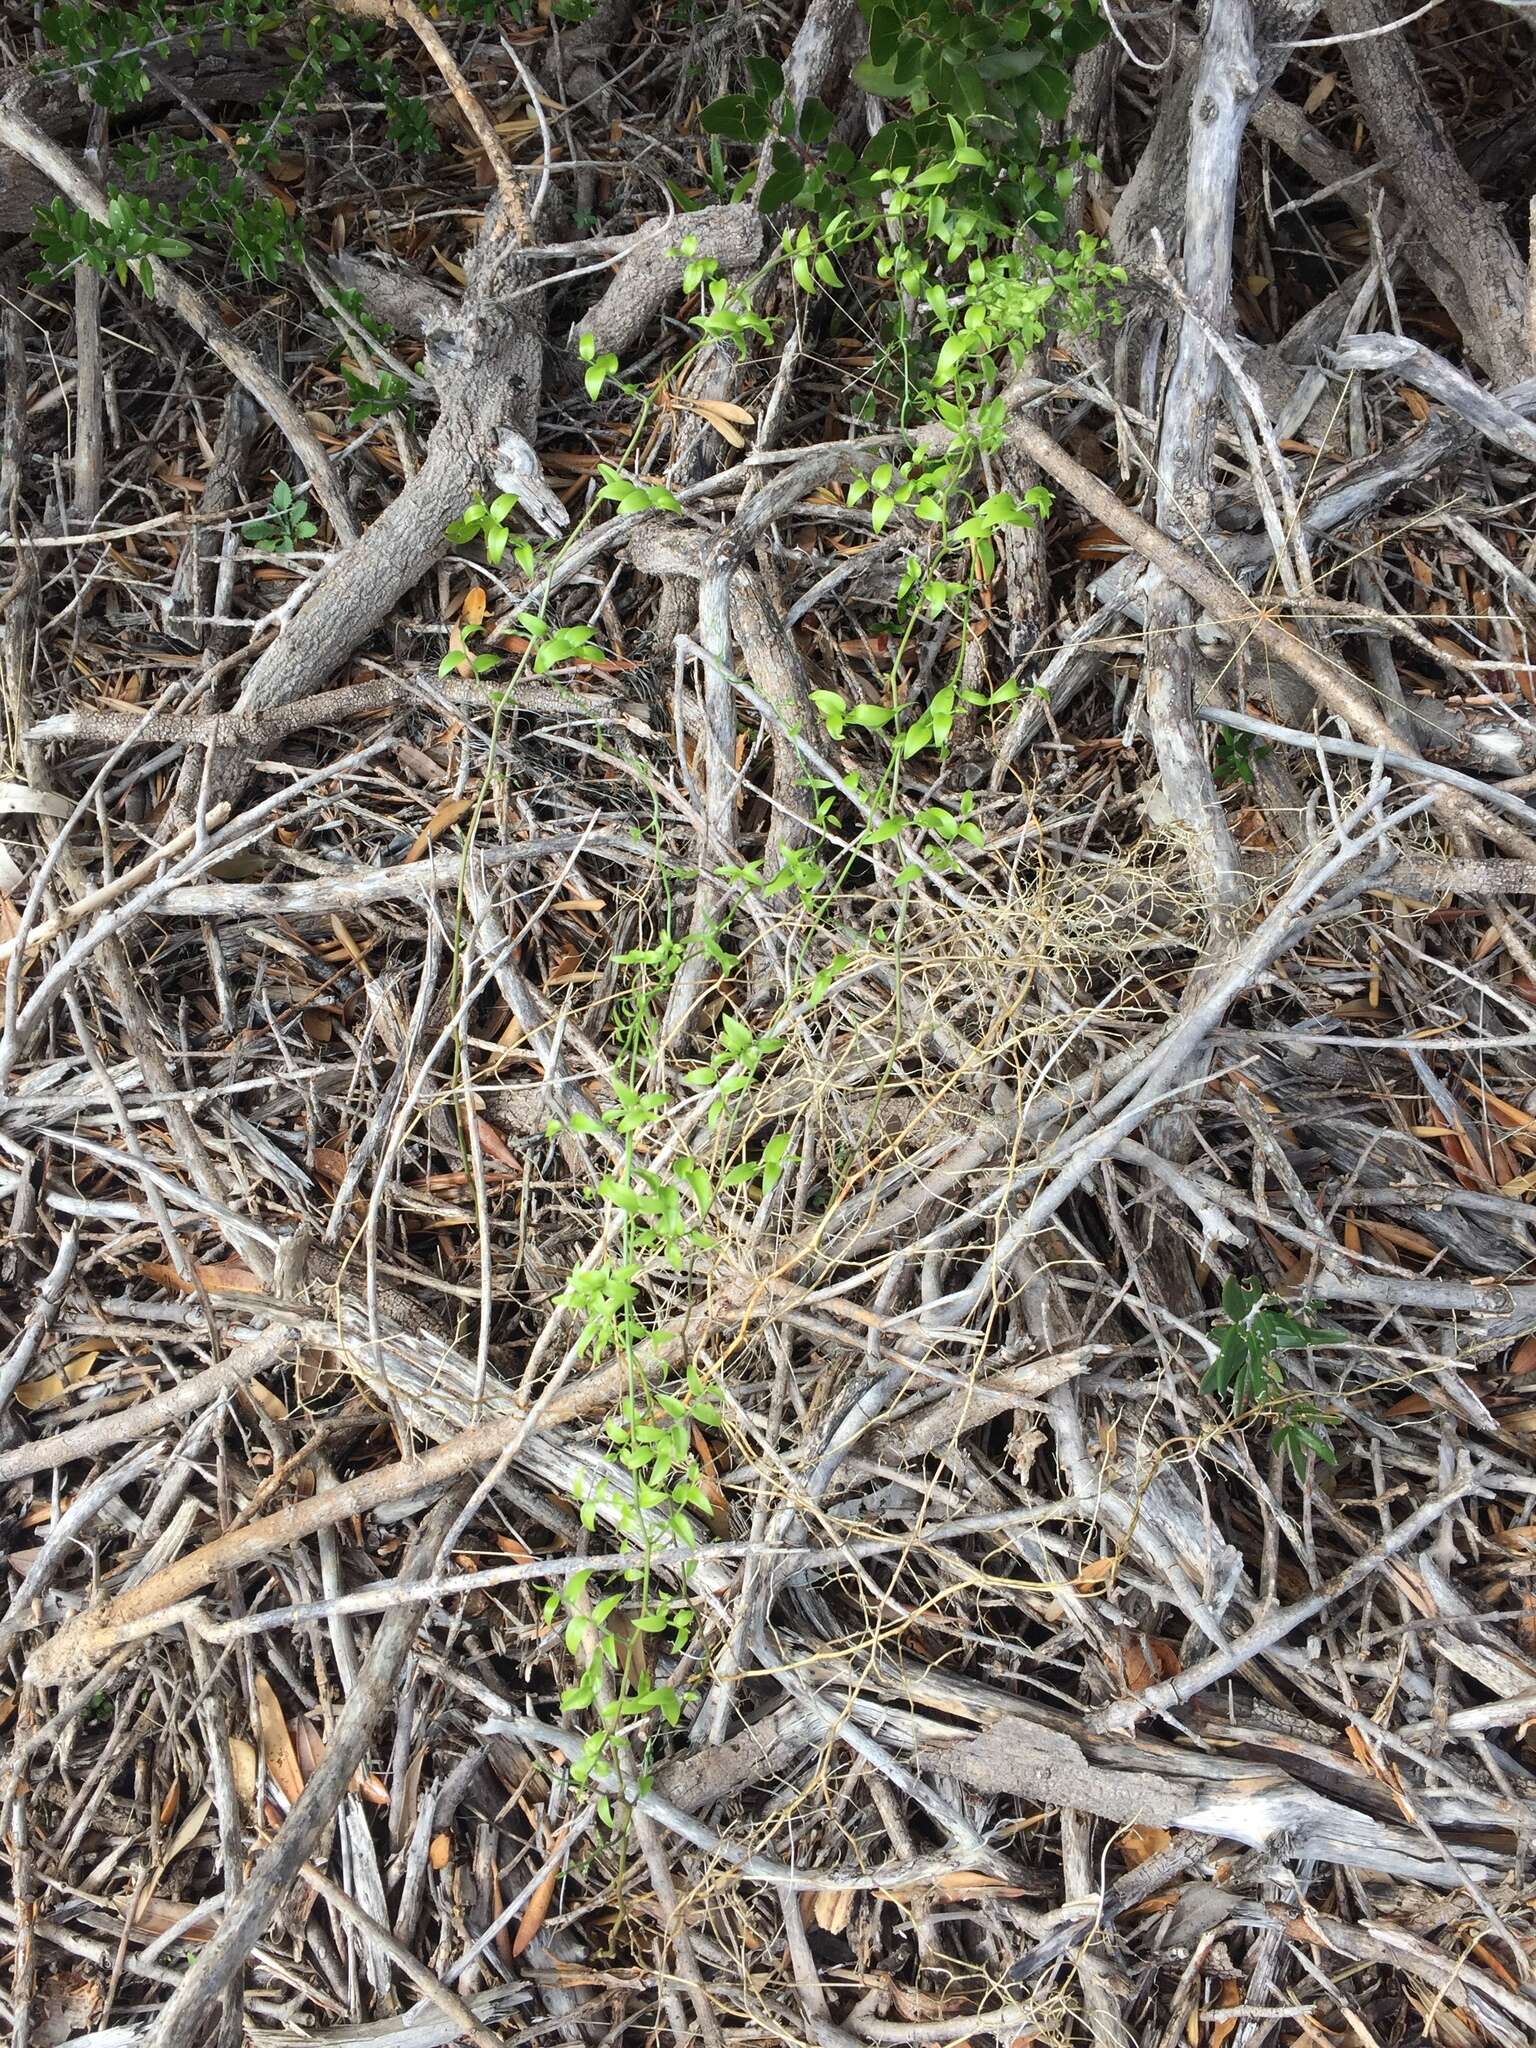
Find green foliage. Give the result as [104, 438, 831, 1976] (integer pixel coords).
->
[683, 8, 1121, 701]
[811, 670, 1016, 761]
[809, 688, 895, 743]
[1202, 1277, 1347, 1477]
[682, 1012, 786, 1128]
[445, 494, 535, 575]
[604, 1164, 711, 1267]
[41, 0, 165, 110]
[31, 0, 447, 303]
[31, 190, 190, 296]
[41, 0, 349, 115]
[327, 284, 390, 344]
[242, 477, 318, 552]
[117, 133, 296, 282]
[544, 1064, 736, 1792]
[594, 464, 683, 517]
[611, 924, 738, 1060]
[370, 57, 440, 157]
[40, 0, 285, 112]
[513, 613, 606, 675]
[340, 367, 415, 430]
[1213, 728, 1270, 788]
[689, 275, 775, 356]
[724, 844, 829, 909]
[437, 0, 524, 23]
[579, 332, 621, 400]
[855, 0, 1101, 149]
[438, 615, 502, 680]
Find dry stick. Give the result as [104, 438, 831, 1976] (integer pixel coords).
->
[1327, 0, 1531, 388]
[25, 1349, 628, 1687]
[0, 1329, 290, 1487]
[1290, 1906, 1536, 2043]
[1138, 0, 1255, 930]
[1333, 332, 1536, 463]
[0, 1226, 80, 1419]
[154, 832, 648, 921]
[482, 1713, 1028, 1899]
[338, 0, 530, 239]
[176, 236, 545, 824]
[295, 1861, 504, 2048]
[0, 504, 259, 549]
[25, 679, 399, 751]
[0, 1443, 160, 1662]
[0, 110, 358, 545]
[915, 780, 1423, 1330]
[0, 802, 231, 964]
[1088, 1468, 1481, 1736]
[1199, 705, 1536, 828]
[71, 256, 103, 524]
[139, 1487, 467, 2048]
[1003, 406, 1536, 864]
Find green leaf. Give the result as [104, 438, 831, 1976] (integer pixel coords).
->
[719, 1014, 754, 1056]
[975, 46, 1043, 80]
[866, 4, 900, 66]
[1200, 1324, 1249, 1400]
[699, 93, 770, 143]
[1060, 10, 1108, 56]
[1022, 62, 1072, 120]
[1221, 1275, 1258, 1322]
[760, 140, 805, 211]
[935, 329, 974, 383]
[852, 57, 901, 100]
[797, 95, 835, 145]
[744, 55, 784, 101]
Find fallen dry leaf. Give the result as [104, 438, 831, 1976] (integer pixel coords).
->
[252, 1676, 304, 1807]
[404, 796, 475, 864]
[128, 1896, 219, 1944]
[1118, 1823, 1173, 1867]
[687, 397, 756, 447]
[1303, 70, 1336, 114]
[512, 1827, 568, 1957]
[1208, 1977, 1242, 2047]
[15, 1348, 99, 1412]
[139, 1259, 263, 1297]
[929, 1871, 1027, 1899]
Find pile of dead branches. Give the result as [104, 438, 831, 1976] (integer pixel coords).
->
[5, 2, 1536, 2045]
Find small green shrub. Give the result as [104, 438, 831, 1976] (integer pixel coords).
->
[31, 190, 190, 295]
[1202, 1277, 1346, 1477]
[242, 478, 318, 553]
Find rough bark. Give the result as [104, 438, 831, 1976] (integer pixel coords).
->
[170, 205, 545, 815]
[1328, 0, 1532, 385]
